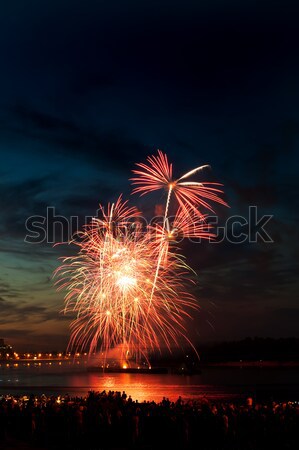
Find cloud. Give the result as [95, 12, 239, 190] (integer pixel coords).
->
[0, 328, 69, 352]
[1, 104, 150, 172]
[0, 279, 22, 298]
[0, 297, 70, 325]
[0, 0, 297, 350]
[190, 242, 299, 307]
[0, 176, 52, 239]
[11, 104, 80, 132]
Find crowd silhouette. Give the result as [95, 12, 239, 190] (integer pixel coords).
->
[0, 390, 298, 449]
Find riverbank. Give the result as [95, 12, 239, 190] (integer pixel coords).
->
[201, 360, 299, 368]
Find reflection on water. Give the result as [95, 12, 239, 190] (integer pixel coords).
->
[1, 361, 299, 402]
[71, 372, 242, 402]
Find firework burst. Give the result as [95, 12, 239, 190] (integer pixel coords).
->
[54, 151, 227, 363]
[131, 150, 228, 219]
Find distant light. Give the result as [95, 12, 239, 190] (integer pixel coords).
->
[122, 364, 127, 369]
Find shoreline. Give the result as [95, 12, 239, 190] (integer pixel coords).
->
[2, 358, 299, 367]
[201, 361, 299, 368]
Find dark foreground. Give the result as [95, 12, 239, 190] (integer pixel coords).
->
[0, 390, 298, 450]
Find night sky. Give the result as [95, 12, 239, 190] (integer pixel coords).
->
[0, 0, 298, 352]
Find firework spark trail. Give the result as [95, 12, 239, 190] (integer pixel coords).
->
[55, 221, 197, 359]
[131, 150, 227, 314]
[131, 150, 227, 218]
[54, 151, 227, 363]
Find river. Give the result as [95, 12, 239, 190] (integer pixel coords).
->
[1, 361, 299, 402]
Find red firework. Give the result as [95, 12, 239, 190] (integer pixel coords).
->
[54, 151, 227, 363]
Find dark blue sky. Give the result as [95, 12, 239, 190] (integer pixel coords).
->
[0, 0, 298, 351]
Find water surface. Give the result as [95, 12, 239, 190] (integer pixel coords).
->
[1, 361, 298, 402]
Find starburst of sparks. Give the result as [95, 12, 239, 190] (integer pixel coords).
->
[54, 151, 227, 363]
[131, 149, 228, 218]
